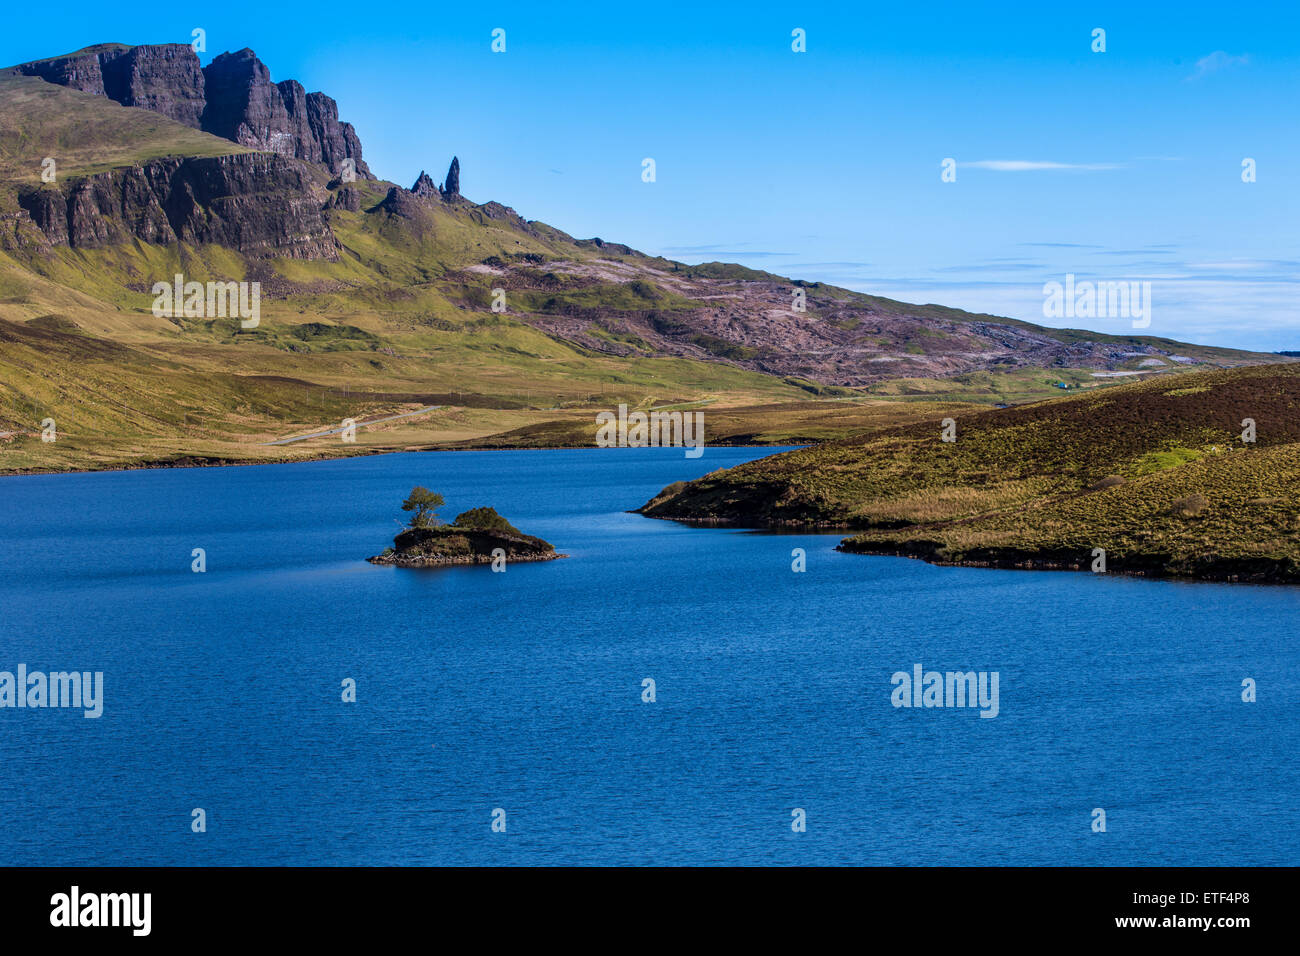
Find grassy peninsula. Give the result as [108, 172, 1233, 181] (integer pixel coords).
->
[639, 364, 1300, 583]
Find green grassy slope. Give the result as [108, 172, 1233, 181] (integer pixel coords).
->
[0, 83, 820, 472]
[0, 74, 249, 183]
[0, 70, 1289, 476]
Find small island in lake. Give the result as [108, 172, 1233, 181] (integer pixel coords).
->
[368, 487, 563, 567]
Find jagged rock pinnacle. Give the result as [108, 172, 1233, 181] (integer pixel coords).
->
[441, 156, 460, 200]
[411, 171, 438, 198]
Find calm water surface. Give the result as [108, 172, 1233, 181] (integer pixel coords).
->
[0, 447, 1295, 865]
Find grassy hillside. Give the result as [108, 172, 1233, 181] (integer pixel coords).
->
[0, 74, 249, 183]
[0, 68, 1289, 475]
[639, 364, 1300, 582]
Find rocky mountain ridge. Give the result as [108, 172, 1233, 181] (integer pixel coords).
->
[0, 41, 1286, 393]
[7, 43, 370, 179]
[1, 45, 470, 260]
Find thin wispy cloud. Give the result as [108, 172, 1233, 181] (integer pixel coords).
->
[933, 260, 1045, 273]
[854, 275, 1300, 347]
[695, 251, 796, 259]
[1184, 259, 1300, 274]
[1095, 249, 1178, 257]
[961, 160, 1122, 172]
[785, 261, 873, 270]
[664, 243, 778, 253]
[661, 248, 795, 260]
[1018, 242, 1105, 249]
[1187, 260, 1262, 271]
[1188, 51, 1250, 80]
[660, 242, 796, 259]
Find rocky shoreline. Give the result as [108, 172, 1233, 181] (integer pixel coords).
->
[835, 539, 1300, 585]
[367, 524, 563, 568]
[636, 504, 1300, 585]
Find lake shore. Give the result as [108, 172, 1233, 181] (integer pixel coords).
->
[0, 440, 793, 479]
[636, 365, 1300, 587]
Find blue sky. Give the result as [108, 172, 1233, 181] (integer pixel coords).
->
[3, 1, 1297, 349]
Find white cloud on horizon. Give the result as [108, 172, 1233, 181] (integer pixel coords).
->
[850, 276, 1299, 351]
[1188, 51, 1250, 81]
[961, 160, 1122, 171]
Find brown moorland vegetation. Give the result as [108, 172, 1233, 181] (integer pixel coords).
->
[638, 364, 1300, 582]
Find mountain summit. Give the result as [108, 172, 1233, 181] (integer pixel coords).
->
[8, 43, 370, 179]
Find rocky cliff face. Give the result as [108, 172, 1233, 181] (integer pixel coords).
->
[200, 50, 370, 178]
[103, 44, 207, 128]
[15, 153, 338, 259]
[9, 44, 371, 179]
[10, 43, 124, 93]
[12, 43, 206, 127]
[0, 45, 480, 261]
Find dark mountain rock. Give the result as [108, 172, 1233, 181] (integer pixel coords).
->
[441, 156, 460, 199]
[12, 43, 205, 127]
[195, 50, 366, 179]
[9, 44, 371, 179]
[471, 201, 534, 232]
[200, 50, 370, 179]
[305, 92, 367, 179]
[10, 43, 122, 94]
[15, 189, 68, 245]
[373, 187, 434, 232]
[101, 44, 206, 127]
[327, 185, 362, 211]
[410, 171, 438, 198]
[15, 153, 338, 259]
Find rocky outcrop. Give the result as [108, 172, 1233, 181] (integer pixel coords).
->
[475, 201, 528, 226]
[368, 524, 563, 567]
[374, 186, 429, 221]
[441, 156, 460, 200]
[200, 50, 371, 179]
[103, 44, 207, 127]
[304, 90, 367, 178]
[391, 160, 463, 211]
[411, 171, 438, 198]
[11, 43, 124, 94]
[14, 189, 69, 246]
[199, 50, 298, 154]
[15, 153, 338, 259]
[327, 185, 362, 211]
[12, 43, 206, 127]
[9, 44, 371, 179]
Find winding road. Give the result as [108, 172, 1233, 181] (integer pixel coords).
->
[261, 406, 443, 446]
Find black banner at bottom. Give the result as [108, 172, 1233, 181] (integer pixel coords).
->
[0, 866, 1283, 942]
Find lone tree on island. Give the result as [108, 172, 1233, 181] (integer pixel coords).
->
[402, 486, 445, 528]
